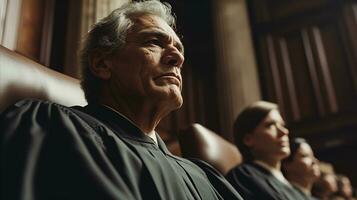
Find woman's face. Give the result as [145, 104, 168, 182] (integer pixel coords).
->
[339, 176, 353, 197]
[244, 109, 290, 161]
[323, 174, 338, 193]
[285, 143, 321, 181]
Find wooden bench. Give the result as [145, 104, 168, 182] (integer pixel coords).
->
[179, 123, 242, 175]
[0, 45, 87, 112]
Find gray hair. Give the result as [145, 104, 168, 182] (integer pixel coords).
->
[80, 0, 176, 103]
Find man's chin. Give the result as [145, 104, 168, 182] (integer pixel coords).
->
[151, 87, 183, 107]
[156, 85, 181, 97]
[167, 92, 183, 109]
[174, 97, 183, 109]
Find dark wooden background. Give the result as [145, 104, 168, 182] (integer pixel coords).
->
[247, 0, 357, 183]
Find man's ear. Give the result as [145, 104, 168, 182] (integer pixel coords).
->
[88, 52, 112, 80]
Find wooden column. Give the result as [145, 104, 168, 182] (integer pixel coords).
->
[0, 0, 22, 50]
[64, 0, 130, 78]
[16, 0, 46, 62]
[212, 0, 262, 140]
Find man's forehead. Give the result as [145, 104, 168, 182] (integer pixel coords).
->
[129, 15, 182, 43]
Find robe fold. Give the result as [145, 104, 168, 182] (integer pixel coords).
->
[226, 162, 312, 200]
[1, 99, 243, 200]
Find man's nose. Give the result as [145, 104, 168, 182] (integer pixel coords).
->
[162, 48, 184, 68]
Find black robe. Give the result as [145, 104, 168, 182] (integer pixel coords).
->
[292, 186, 320, 200]
[0, 99, 243, 200]
[226, 162, 311, 200]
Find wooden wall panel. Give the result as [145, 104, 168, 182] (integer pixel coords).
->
[284, 31, 318, 120]
[259, 36, 279, 103]
[310, 26, 339, 114]
[268, 0, 327, 21]
[341, 3, 357, 96]
[260, 30, 322, 122]
[16, 0, 46, 62]
[250, 0, 357, 122]
[302, 29, 327, 116]
[279, 37, 300, 121]
[314, 23, 357, 113]
[249, 0, 357, 184]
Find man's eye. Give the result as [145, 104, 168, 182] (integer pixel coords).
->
[145, 39, 163, 47]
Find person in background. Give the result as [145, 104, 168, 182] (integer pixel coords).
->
[312, 171, 338, 200]
[331, 175, 356, 200]
[0, 1, 243, 199]
[226, 101, 309, 200]
[282, 137, 321, 200]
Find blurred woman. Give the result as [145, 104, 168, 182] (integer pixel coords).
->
[226, 101, 308, 200]
[282, 138, 321, 200]
[331, 175, 356, 200]
[312, 172, 338, 200]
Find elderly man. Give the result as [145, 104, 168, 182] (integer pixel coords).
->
[0, 0, 242, 199]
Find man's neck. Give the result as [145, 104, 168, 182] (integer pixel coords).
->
[102, 103, 159, 143]
[98, 95, 171, 138]
[147, 130, 158, 144]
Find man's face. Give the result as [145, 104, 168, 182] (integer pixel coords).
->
[286, 143, 321, 180]
[106, 14, 184, 110]
[244, 110, 291, 161]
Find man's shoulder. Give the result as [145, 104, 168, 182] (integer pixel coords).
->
[0, 99, 113, 149]
[3, 98, 74, 114]
[1, 98, 89, 130]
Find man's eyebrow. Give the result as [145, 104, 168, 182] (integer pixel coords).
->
[138, 29, 184, 53]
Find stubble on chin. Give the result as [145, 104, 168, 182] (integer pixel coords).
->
[150, 83, 183, 108]
[167, 85, 183, 109]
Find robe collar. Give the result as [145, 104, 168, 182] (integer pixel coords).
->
[253, 160, 292, 186]
[292, 183, 311, 196]
[81, 103, 172, 155]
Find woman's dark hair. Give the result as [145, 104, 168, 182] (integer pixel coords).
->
[284, 137, 307, 162]
[281, 137, 307, 175]
[233, 101, 278, 161]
